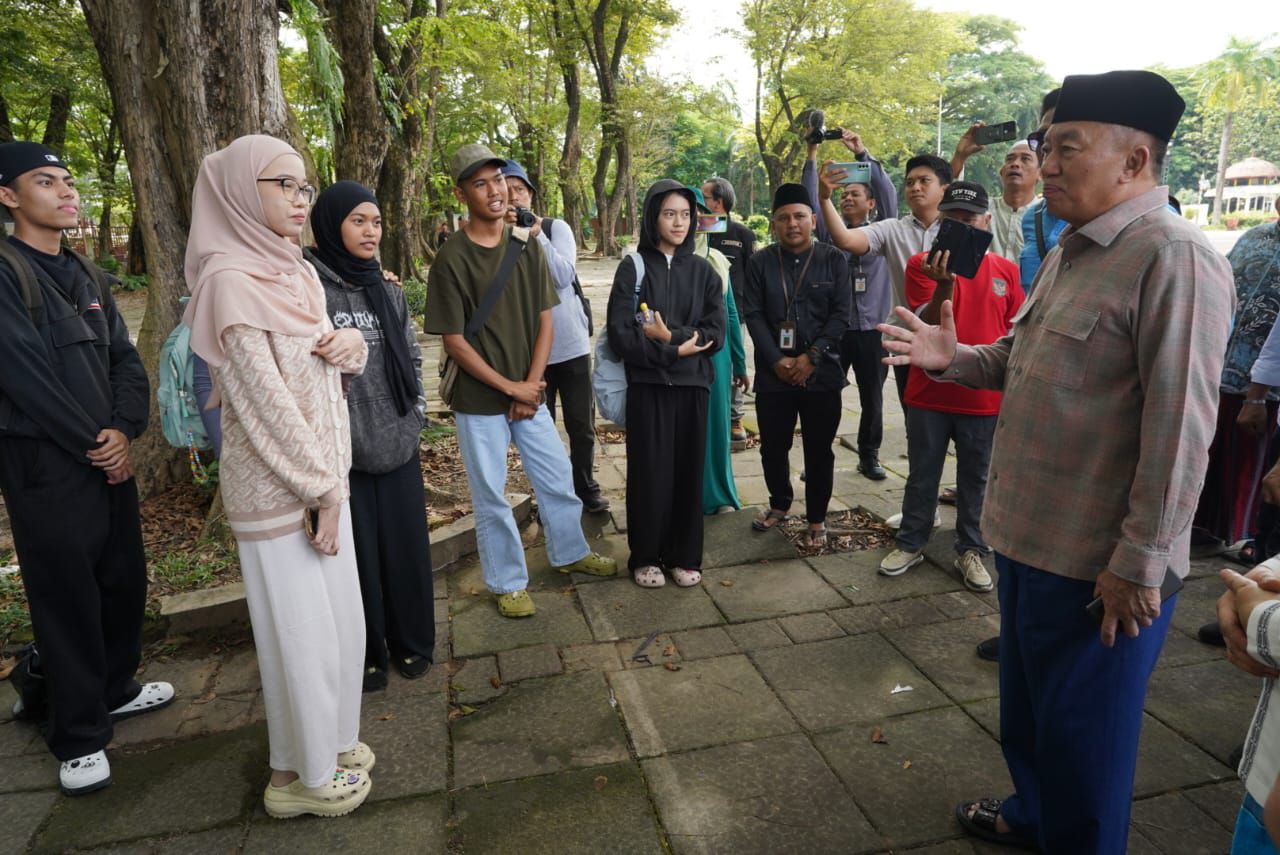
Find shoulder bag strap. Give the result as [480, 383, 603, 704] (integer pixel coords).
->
[1034, 201, 1049, 260]
[0, 240, 44, 325]
[463, 228, 529, 343]
[629, 250, 645, 311]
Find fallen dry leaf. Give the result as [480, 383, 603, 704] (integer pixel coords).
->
[592, 775, 608, 791]
[489, 676, 502, 689]
[191, 691, 217, 705]
[870, 727, 888, 744]
[468, 587, 479, 597]
[459, 704, 476, 715]
[662, 644, 676, 657]
[719, 579, 735, 587]
[902, 759, 912, 770]
[379, 713, 396, 721]
[663, 662, 682, 672]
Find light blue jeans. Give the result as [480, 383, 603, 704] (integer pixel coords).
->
[455, 405, 589, 593]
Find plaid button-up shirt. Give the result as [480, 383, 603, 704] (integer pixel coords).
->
[935, 186, 1235, 586]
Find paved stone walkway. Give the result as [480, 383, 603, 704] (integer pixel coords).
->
[1, 257, 1259, 853]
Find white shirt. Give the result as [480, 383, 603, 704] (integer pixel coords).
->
[990, 195, 1037, 263]
[1240, 586, 1280, 807]
[861, 214, 941, 324]
[540, 218, 591, 365]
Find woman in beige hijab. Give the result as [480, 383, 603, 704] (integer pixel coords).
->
[184, 134, 373, 818]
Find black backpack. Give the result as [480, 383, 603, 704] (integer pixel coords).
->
[0, 239, 113, 325]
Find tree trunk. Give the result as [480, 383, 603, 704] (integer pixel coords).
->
[0, 92, 12, 143]
[553, 4, 584, 247]
[94, 119, 122, 261]
[126, 210, 145, 275]
[582, 0, 630, 257]
[1212, 110, 1234, 226]
[321, 0, 390, 187]
[41, 88, 72, 156]
[79, 0, 294, 499]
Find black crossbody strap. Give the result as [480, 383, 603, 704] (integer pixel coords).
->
[464, 228, 529, 342]
[0, 240, 44, 325]
[1034, 201, 1049, 260]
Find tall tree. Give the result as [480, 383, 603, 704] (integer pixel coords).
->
[1198, 37, 1280, 225]
[79, 0, 293, 496]
[316, 0, 389, 186]
[551, 1, 585, 243]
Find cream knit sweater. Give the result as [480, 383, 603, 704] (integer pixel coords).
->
[215, 323, 367, 541]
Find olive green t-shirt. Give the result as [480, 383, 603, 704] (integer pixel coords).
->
[424, 226, 559, 415]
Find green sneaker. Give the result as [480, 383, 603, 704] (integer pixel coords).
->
[496, 590, 536, 618]
[556, 552, 618, 577]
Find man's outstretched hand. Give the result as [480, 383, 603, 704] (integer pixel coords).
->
[877, 302, 958, 372]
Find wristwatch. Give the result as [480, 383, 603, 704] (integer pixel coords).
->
[1245, 399, 1268, 406]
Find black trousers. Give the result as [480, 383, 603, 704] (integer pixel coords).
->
[0, 438, 146, 760]
[625, 383, 708, 570]
[840, 329, 888, 456]
[756, 388, 844, 524]
[349, 456, 436, 672]
[544, 354, 601, 499]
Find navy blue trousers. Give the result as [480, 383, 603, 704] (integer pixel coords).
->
[996, 554, 1175, 854]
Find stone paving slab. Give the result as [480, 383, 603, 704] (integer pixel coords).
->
[700, 508, 800, 568]
[358, 691, 448, 802]
[451, 586, 594, 658]
[1130, 791, 1234, 854]
[33, 726, 268, 852]
[2, 789, 59, 853]
[1169, 575, 1230, 640]
[1184, 779, 1247, 831]
[723, 619, 792, 651]
[0, 746, 58, 794]
[670, 626, 738, 661]
[452, 671, 629, 787]
[523, 532, 629, 586]
[1145, 659, 1259, 764]
[643, 732, 881, 854]
[498, 642, 563, 682]
[884, 616, 1003, 703]
[1154, 627, 1226, 670]
[807, 549, 965, 606]
[82, 826, 246, 854]
[452, 762, 664, 854]
[610, 655, 797, 757]
[702, 559, 849, 622]
[751, 634, 950, 731]
[815, 706, 1012, 849]
[242, 793, 447, 854]
[577, 576, 724, 641]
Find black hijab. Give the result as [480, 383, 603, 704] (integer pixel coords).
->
[311, 181, 418, 417]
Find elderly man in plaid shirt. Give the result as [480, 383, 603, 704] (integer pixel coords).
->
[881, 70, 1235, 854]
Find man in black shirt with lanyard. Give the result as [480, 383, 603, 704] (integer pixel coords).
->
[743, 183, 851, 547]
[701, 176, 757, 445]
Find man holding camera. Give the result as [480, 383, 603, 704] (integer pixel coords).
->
[879, 72, 1232, 853]
[877, 182, 1022, 590]
[501, 159, 608, 514]
[803, 129, 896, 481]
[700, 176, 756, 445]
[950, 127, 1042, 263]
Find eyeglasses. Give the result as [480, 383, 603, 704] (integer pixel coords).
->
[1026, 130, 1046, 153]
[257, 177, 317, 205]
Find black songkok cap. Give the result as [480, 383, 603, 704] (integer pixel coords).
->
[939, 181, 989, 214]
[772, 182, 811, 213]
[0, 141, 68, 187]
[1051, 70, 1185, 142]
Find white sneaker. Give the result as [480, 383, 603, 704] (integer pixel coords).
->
[886, 511, 942, 529]
[109, 681, 176, 721]
[879, 548, 924, 576]
[60, 750, 111, 796]
[956, 551, 994, 592]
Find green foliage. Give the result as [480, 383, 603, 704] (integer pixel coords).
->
[421, 419, 455, 446]
[114, 273, 148, 292]
[0, 570, 31, 648]
[1223, 212, 1280, 230]
[148, 540, 238, 592]
[745, 213, 771, 244]
[402, 277, 428, 319]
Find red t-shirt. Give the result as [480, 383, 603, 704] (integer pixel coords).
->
[904, 252, 1023, 415]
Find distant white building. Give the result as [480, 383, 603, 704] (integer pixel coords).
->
[1204, 157, 1280, 216]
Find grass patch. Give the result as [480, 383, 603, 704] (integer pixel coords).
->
[148, 539, 239, 596]
[0, 570, 32, 649]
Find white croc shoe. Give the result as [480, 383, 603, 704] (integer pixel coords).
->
[60, 750, 111, 796]
[337, 742, 375, 772]
[110, 682, 176, 721]
[264, 767, 372, 819]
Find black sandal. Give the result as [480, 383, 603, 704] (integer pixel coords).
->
[752, 508, 787, 532]
[955, 798, 1035, 850]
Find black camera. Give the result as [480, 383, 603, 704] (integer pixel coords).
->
[513, 206, 538, 228]
[801, 109, 843, 145]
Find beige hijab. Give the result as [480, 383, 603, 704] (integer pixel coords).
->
[182, 134, 326, 367]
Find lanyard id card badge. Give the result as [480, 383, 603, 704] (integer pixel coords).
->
[854, 272, 867, 293]
[779, 321, 797, 351]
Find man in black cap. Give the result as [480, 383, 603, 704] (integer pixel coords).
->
[0, 141, 173, 795]
[742, 183, 850, 547]
[878, 71, 1234, 853]
[877, 181, 1023, 592]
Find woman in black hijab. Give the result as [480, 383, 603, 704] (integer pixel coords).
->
[308, 181, 435, 691]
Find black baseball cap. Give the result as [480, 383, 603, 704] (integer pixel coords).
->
[939, 181, 989, 214]
[0, 141, 68, 187]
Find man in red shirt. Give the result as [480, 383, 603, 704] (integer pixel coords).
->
[879, 181, 1023, 591]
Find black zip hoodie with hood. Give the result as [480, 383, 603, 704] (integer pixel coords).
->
[605, 179, 725, 389]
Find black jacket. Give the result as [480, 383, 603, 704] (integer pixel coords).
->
[0, 238, 149, 461]
[708, 219, 756, 305]
[743, 240, 851, 394]
[606, 179, 725, 390]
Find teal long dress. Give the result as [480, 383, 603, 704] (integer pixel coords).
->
[700, 243, 747, 514]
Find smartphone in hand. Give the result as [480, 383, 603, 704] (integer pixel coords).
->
[1085, 567, 1184, 623]
[973, 121, 1018, 146]
[928, 219, 993, 279]
[832, 162, 872, 184]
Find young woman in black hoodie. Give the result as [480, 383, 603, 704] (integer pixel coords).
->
[308, 181, 435, 691]
[606, 180, 726, 588]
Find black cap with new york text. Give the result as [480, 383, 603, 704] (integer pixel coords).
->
[939, 181, 989, 214]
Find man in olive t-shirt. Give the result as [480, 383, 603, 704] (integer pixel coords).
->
[424, 144, 617, 618]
